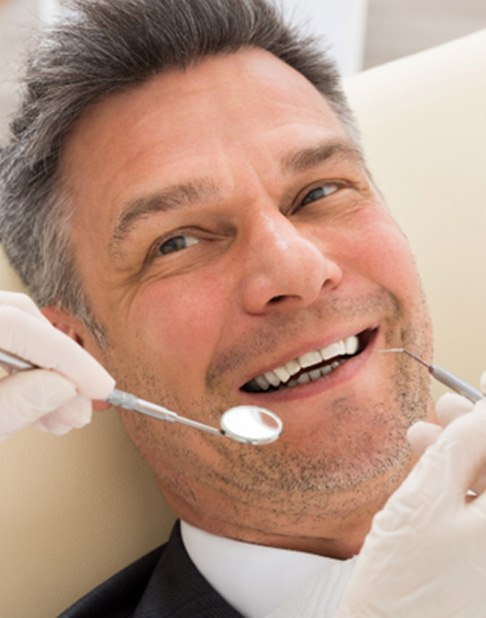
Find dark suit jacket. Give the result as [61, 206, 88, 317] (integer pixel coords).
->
[59, 521, 242, 617]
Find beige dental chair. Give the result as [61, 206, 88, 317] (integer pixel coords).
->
[1, 29, 485, 617]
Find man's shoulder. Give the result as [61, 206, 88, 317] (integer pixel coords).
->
[59, 521, 242, 618]
[59, 539, 167, 617]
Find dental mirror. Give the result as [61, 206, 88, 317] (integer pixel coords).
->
[220, 405, 283, 445]
[0, 349, 283, 445]
[107, 388, 283, 445]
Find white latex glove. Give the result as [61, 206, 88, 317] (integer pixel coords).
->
[0, 291, 115, 439]
[408, 372, 486, 494]
[408, 391, 479, 454]
[335, 399, 486, 618]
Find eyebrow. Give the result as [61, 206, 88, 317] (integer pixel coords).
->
[279, 140, 364, 174]
[109, 140, 363, 253]
[110, 178, 218, 254]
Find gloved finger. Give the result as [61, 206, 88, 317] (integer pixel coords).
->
[434, 397, 486, 496]
[466, 399, 486, 504]
[0, 305, 114, 399]
[0, 291, 51, 322]
[436, 392, 474, 426]
[407, 420, 442, 455]
[407, 416, 486, 495]
[32, 395, 92, 434]
[0, 369, 77, 440]
[469, 469, 486, 496]
[425, 403, 486, 506]
[480, 370, 486, 395]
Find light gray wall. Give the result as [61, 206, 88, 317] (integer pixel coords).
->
[0, 0, 56, 139]
[278, 0, 368, 75]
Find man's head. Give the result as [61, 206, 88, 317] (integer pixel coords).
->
[0, 0, 434, 557]
[0, 0, 353, 331]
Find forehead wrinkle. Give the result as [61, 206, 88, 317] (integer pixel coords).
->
[109, 178, 219, 254]
[279, 140, 364, 175]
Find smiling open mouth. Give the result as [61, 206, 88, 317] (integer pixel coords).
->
[241, 329, 375, 393]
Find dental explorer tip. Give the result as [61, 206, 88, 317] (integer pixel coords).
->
[380, 347, 405, 354]
[381, 347, 430, 369]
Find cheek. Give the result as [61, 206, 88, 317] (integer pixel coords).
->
[130, 275, 232, 379]
[349, 217, 419, 292]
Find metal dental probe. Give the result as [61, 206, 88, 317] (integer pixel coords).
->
[382, 348, 482, 403]
[0, 349, 283, 445]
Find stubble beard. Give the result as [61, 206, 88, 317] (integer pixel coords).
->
[203, 289, 431, 529]
[101, 288, 432, 531]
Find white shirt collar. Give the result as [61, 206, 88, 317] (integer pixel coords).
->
[181, 520, 356, 617]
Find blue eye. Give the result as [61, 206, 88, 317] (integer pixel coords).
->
[157, 234, 199, 256]
[302, 183, 339, 206]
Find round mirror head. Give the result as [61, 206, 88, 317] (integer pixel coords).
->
[220, 405, 283, 445]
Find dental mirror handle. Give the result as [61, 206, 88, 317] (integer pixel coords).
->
[0, 349, 221, 435]
[0, 349, 33, 371]
[0, 348, 282, 444]
[106, 389, 222, 437]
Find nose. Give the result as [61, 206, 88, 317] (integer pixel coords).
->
[238, 211, 343, 314]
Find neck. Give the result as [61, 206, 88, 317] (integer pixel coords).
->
[167, 490, 375, 559]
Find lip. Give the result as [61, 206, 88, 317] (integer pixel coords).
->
[238, 325, 379, 403]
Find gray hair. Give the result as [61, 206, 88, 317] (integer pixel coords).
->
[0, 0, 357, 338]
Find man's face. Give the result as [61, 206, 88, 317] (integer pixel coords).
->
[61, 48, 433, 555]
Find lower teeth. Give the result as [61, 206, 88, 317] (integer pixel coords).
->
[260, 359, 345, 393]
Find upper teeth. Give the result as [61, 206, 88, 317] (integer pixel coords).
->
[252, 335, 359, 391]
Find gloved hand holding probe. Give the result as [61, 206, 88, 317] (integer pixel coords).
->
[408, 372, 486, 494]
[265, 381, 486, 618]
[0, 291, 114, 439]
[335, 394, 486, 618]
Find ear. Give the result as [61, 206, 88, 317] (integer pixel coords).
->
[42, 304, 85, 346]
[42, 304, 111, 411]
